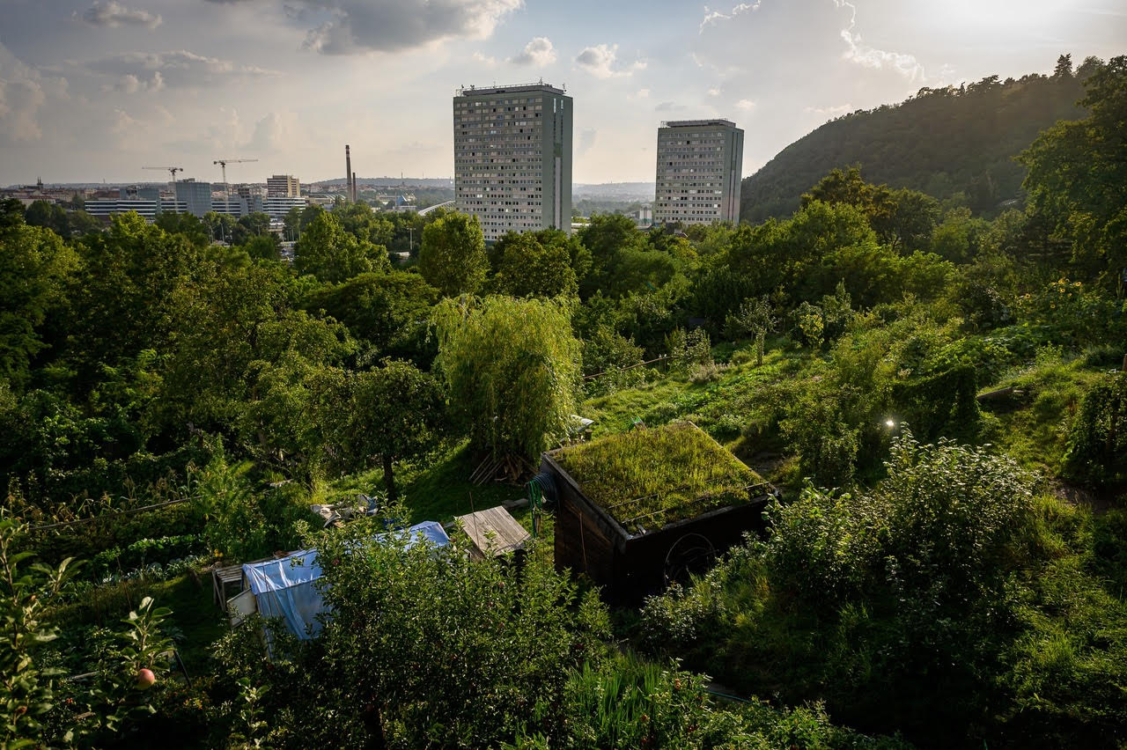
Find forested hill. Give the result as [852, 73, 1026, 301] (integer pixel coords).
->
[741, 56, 1096, 223]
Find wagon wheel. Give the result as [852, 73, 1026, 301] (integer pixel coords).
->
[663, 533, 717, 589]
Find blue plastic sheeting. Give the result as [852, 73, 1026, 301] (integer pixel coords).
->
[242, 521, 451, 640]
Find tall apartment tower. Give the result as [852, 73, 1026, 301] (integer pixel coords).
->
[266, 174, 301, 198]
[654, 119, 744, 225]
[453, 82, 572, 241]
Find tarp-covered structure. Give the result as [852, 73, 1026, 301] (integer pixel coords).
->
[233, 521, 451, 640]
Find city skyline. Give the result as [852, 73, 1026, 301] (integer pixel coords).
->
[0, 0, 1124, 187]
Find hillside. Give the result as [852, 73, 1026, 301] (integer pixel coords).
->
[741, 62, 1093, 223]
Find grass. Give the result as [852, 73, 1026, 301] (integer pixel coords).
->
[552, 422, 761, 532]
[977, 349, 1106, 477]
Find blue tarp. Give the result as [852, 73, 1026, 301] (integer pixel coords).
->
[242, 521, 450, 640]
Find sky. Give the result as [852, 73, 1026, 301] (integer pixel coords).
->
[0, 0, 1124, 187]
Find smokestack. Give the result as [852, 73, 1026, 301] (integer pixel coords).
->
[345, 145, 352, 202]
[352, 172, 358, 203]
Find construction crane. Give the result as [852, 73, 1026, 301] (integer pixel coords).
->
[212, 158, 258, 215]
[143, 166, 184, 213]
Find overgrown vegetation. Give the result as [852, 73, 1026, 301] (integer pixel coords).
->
[553, 422, 760, 529]
[1, 53, 1126, 748]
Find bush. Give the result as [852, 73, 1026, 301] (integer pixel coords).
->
[1062, 371, 1127, 486]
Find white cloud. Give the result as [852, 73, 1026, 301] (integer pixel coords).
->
[736, 98, 755, 110]
[0, 44, 48, 143]
[472, 51, 499, 67]
[805, 103, 853, 117]
[574, 44, 647, 79]
[834, 0, 925, 81]
[627, 88, 650, 101]
[700, 2, 761, 33]
[244, 112, 293, 153]
[508, 37, 556, 67]
[654, 101, 686, 112]
[707, 86, 721, 97]
[77, 1, 162, 30]
[293, 0, 523, 55]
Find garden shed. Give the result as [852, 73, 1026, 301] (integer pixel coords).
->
[226, 521, 451, 639]
[538, 422, 776, 603]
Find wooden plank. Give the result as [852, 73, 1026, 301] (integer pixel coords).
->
[455, 506, 530, 558]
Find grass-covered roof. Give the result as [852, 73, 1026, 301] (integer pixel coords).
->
[552, 422, 762, 532]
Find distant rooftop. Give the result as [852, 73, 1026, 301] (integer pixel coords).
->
[457, 82, 566, 97]
[661, 119, 738, 128]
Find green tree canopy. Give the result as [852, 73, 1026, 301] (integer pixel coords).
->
[1022, 55, 1127, 287]
[323, 360, 446, 501]
[303, 271, 439, 363]
[491, 229, 579, 299]
[419, 212, 488, 296]
[294, 210, 388, 283]
[0, 223, 78, 384]
[434, 295, 581, 460]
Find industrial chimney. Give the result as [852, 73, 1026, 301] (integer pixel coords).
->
[352, 172, 358, 203]
[345, 145, 352, 202]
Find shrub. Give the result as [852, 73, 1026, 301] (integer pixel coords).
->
[1062, 371, 1127, 486]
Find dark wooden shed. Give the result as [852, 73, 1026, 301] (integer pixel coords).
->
[538, 422, 777, 604]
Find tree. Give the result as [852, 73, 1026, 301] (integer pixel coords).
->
[23, 200, 71, 238]
[1054, 53, 1074, 79]
[294, 210, 387, 283]
[726, 296, 777, 366]
[202, 211, 237, 243]
[434, 295, 581, 462]
[419, 213, 488, 296]
[232, 211, 272, 245]
[328, 361, 446, 502]
[1022, 56, 1127, 289]
[303, 271, 439, 363]
[0, 223, 78, 384]
[491, 230, 578, 299]
[243, 233, 282, 261]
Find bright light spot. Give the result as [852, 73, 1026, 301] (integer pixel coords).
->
[885, 419, 895, 429]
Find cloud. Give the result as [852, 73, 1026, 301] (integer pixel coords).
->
[699, 2, 760, 33]
[736, 98, 755, 110]
[654, 101, 686, 112]
[577, 128, 597, 157]
[834, 1, 924, 81]
[627, 88, 650, 101]
[244, 112, 291, 152]
[574, 44, 646, 79]
[472, 51, 498, 67]
[508, 37, 556, 67]
[86, 50, 278, 89]
[77, 1, 162, 29]
[707, 86, 720, 97]
[293, 0, 523, 55]
[0, 45, 48, 142]
[805, 103, 853, 117]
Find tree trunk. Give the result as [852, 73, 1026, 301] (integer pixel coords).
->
[382, 455, 397, 504]
[756, 331, 765, 367]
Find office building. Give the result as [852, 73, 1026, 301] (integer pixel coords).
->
[654, 119, 744, 225]
[85, 195, 186, 221]
[266, 174, 301, 198]
[262, 196, 308, 220]
[453, 82, 572, 241]
[175, 179, 214, 218]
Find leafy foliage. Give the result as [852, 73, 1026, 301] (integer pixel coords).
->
[419, 212, 489, 296]
[434, 295, 581, 460]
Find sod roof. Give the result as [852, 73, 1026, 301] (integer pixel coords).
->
[552, 422, 762, 532]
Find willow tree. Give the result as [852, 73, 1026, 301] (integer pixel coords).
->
[433, 295, 581, 462]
